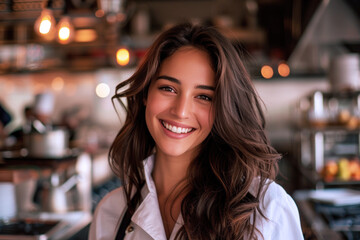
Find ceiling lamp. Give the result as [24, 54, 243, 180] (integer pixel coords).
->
[57, 16, 75, 44]
[34, 8, 56, 41]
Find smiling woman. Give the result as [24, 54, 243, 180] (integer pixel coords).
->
[89, 23, 304, 240]
[145, 46, 215, 163]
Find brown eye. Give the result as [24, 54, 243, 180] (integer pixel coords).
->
[197, 95, 212, 101]
[159, 86, 176, 93]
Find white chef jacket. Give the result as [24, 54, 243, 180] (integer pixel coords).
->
[89, 155, 304, 240]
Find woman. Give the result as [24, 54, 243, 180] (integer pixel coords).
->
[89, 23, 303, 240]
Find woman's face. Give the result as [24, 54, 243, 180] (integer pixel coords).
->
[145, 46, 215, 160]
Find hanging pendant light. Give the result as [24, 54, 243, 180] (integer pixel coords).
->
[56, 0, 74, 45]
[57, 16, 74, 44]
[34, 8, 56, 40]
[34, 0, 56, 41]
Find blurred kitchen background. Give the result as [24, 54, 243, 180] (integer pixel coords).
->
[1, 0, 360, 239]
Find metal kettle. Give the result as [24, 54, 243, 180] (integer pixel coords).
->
[43, 173, 80, 213]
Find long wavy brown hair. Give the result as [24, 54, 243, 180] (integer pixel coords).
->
[109, 22, 281, 240]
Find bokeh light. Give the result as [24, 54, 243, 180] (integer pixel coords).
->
[39, 17, 52, 34]
[96, 83, 110, 98]
[51, 77, 64, 91]
[34, 9, 56, 40]
[278, 63, 290, 77]
[261, 65, 274, 79]
[59, 26, 70, 41]
[57, 17, 74, 44]
[116, 48, 130, 66]
[75, 29, 97, 42]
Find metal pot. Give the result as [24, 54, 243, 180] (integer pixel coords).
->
[329, 54, 360, 92]
[24, 128, 69, 158]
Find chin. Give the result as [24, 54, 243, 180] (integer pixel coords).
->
[160, 149, 188, 158]
[156, 143, 199, 160]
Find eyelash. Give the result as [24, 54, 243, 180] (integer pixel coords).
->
[159, 86, 176, 93]
[158, 86, 212, 102]
[197, 95, 212, 101]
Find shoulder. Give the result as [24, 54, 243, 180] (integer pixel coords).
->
[96, 187, 127, 215]
[249, 177, 298, 212]
[262, 180, 295, 207]
[89, 187, 127, 240]
[250, 178, 304, 239]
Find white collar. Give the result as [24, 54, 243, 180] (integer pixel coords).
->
[131, 155, 183, 240]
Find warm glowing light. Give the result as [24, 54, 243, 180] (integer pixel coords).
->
[278, 62, 290, 77]
[51, 77, 64, 91]
[75, 29, 97, 42]
[57, 17, 74, 44]
[39, 17, 52, 34]
[261, 65, 274, 79]
[116, 48, 130, 66]
[96, 83, 110, 98]
[34, 9, 56, 40]
[59, 26, 70, 41]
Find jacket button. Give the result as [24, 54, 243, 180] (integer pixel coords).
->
[127, 225, 134, 233]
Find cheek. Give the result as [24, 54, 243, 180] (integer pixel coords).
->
[199, 107, 215, 132]
[146, 93, 163, 116]
[145, 92, 169, 127]
[145, 96, 156, 126]
[145, 103, 157, 140]
[147, 86, 177, 114]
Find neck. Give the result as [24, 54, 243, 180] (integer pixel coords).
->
[152, 152, 192, 238]
[152, 152, 191, 196]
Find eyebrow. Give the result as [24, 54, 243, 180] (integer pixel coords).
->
[157, 75, 215, 91]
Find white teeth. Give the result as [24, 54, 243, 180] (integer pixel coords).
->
[162, 121, 192, 134]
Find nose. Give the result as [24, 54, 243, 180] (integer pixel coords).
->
[171, 94, 192, 119]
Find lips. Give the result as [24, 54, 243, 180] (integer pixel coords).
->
[161, 120, 194, 134]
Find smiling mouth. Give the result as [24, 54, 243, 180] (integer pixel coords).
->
[161, 120, 194, 134]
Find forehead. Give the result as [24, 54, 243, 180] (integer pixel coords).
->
[163, 46, 210, 63]
[158, 46, 215, 84]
